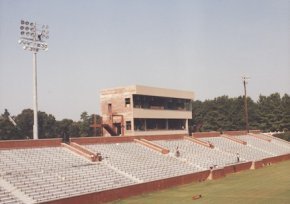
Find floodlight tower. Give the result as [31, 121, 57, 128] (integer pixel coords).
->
[242, 76, 250, 133]
[18, 20, 49, 140]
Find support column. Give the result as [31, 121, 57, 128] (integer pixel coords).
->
[32, 52, 38, 140]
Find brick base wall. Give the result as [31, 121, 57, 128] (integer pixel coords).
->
[71, 134, 185, 145]
[211, 168, 226, 179]
[41, 170, 210, 204]
[192, 132, 220, 138]
[0, 139, 62, 149]
[262, 154, 290, 165]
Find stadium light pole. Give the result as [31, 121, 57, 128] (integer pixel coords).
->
[242, 76, 250, 133]
[18, 20, 49, 140]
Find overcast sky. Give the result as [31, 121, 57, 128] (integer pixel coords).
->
[0, 0, 289, 121]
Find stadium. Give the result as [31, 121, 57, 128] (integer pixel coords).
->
[1, 1, 289, 203]
[1, 86, 290, 204]
[0, 130, 290, 204]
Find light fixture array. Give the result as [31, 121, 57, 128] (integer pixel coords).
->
[19, 20, 49, 52]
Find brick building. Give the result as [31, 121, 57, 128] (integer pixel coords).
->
[100, 85, 194, 136]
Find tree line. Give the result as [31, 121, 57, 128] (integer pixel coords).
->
[0, 92, 289, 140]
[191, 93, 290, 133]
[0, 109, 102, 140]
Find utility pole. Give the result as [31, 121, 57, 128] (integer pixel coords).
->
[242, 76, 250, 133]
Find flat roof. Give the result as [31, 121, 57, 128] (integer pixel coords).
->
[100, 85, 194, 100]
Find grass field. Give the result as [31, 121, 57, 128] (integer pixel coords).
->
[111, 160, 290, 204]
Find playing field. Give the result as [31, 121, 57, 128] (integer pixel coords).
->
[111, 160, 290, 204]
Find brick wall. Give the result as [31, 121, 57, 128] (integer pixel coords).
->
[253, 160, 264, 169]
[223, 130, 247, 136]
[71, 134, 185, 145]
[211, 168, 226, 180]
[0, 139, 62, 149]
[41, 170, 210, 204]
[192, 132, 220, 138]
[262, 154, 290, 165]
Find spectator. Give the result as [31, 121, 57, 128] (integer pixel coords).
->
[175, 146, 180, 157]
[236, 153, 240, 162]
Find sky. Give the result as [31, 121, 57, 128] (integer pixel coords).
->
[0, 0, 289, 121]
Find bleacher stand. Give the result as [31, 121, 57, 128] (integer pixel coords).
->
[0, 134, 289, 203]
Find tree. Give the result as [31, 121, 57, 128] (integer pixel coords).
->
[38, 111, 57, 138]
[79, 112, 91, 137]
[79, 112, 102, 137]
[280, 94, 290, 130]
[0, 109, 20, 140]
[257, 93, 283, 131]
[56, 119, 79, 138]
[15, 109, 33, 139]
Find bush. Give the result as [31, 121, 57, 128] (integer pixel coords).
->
[273, 131, 290, 141]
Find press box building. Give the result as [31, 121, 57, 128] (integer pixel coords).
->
[100, 85, 194, 136]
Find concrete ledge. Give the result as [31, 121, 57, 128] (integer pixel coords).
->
[70, 142, 96, 155]
[140, 139, 170, 154]
[62, 143, 96, 162]
[249, 133, 271, 142]
[221, 134, 247, 145]
[134, 139, 169, 154]
[185, 136, 214, 148]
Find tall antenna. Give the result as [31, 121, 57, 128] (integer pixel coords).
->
[242, 76, 250, 133]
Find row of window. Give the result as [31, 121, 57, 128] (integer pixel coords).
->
[124, 95, 192, 111]
[125, 119, 186, 131]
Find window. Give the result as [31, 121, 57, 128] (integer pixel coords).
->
[134, 119, 145, 131]
[108, 103, 112, 112]
[168, 119, 186, 130]
[126, 121, 132, 130]
[125, 98, 131, 107]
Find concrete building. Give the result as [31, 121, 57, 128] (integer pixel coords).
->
[100, 85, 194, 136]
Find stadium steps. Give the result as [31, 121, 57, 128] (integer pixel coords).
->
[102, 160, 143, 183]
[61, 143, 98, 162]
[260, 133, 290, 146]
[249, 133, 271, 142]
[134, 139, 169, 154]
[221, 134, 247, 145]
[0, 177, 35, 204]
[184, 136, 214, 148]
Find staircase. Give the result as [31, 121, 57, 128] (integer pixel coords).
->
[102, 124, 118, 136]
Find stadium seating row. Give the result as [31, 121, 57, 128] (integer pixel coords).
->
[0, 134, 289, 203]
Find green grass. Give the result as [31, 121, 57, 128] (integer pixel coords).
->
[111, 160, 290, 204]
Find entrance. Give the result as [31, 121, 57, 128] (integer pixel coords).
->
[113, 123, 122, 136]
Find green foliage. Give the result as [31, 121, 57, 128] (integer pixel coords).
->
[273, 132, 290, 141]
[1, 92, 289, 139]
[0, 110, 20, 140]
[0, 109, 102, 140]
[191, 93, 290, 132]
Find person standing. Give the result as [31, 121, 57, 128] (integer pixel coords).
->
[236, 153, 240, 162]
